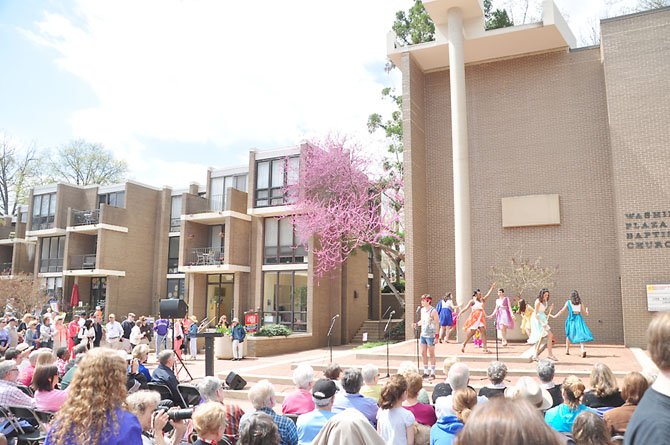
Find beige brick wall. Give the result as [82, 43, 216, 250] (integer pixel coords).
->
[404, 45, 625, 343]
[225, 216, 250, 266]
[601, 9, 670, 347]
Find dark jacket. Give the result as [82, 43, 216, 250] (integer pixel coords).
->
[151, 363, 184, 407]
[231, 324, 246, 342]
[121, 320, 134, 339]
[93, 322, 103, 347]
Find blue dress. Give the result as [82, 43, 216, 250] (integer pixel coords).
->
[435, 300, 454, 327]
[565, 302, 593, 344]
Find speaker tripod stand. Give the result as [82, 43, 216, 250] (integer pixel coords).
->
[171, 318, 193, 382]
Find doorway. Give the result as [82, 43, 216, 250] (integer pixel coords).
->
[207, 274, 234, 324]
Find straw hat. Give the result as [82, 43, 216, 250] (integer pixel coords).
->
[189, 315, 198, 323]
[504, 376, 553, 410]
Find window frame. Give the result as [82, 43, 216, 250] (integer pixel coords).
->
[254, 156, 299, 208]
[262, 270, 308, 332]
[263, 217, 306, 264]
[40, 236, 65, 273]
[31, 193, 57, 230]
[98, 191, 125, 209]
[167, 237, 180, 274]
[167, 278, 185, 300]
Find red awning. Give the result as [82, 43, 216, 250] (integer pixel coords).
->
[70, 283, 79, 307]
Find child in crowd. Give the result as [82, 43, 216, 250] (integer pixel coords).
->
[377, 374, 415, 445]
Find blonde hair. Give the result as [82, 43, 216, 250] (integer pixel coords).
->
[562, 375, 586, 409]
[47, 348, 129, 445]
[248, 380, 275, 410]
[405, 372, 423, 399]
[621, 372, 648, 405]
[452, 388, 477, 423]
[126, 390, 160, 417]
[589, 363, 618, 398]
[132, 344, 150, 361]
[648, 312, 670, 371]
[35, 349, 56, 366]
[192, 401, 227, 437]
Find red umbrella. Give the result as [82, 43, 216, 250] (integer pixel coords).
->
[70, 283, 80, 307]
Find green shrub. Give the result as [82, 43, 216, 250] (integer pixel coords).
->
[255, 324, 292, 337]
[381, 281, 405, 293]
[390, 319, 405, 340]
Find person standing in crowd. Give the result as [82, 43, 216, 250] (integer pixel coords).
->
[121, 313, 135, 342]
[551, 289, 593, 358]
[6, 318, 19, 348]
[154, 317, 169, 356]
[529, 288, 557, 361]
[518, 299, 534, 338]
[231, 318, 246, 361]
[0, 319, 9, 355]
[414, 295, 440, 379]
[296, 379, 338, 445]
[489, 289, 515, 347]
[52, 316, 68, 352]
[188, 315, 198, 360]
[55, 347, 70, 377]
[67, 314, 80, 353]
[624, 312, 670, 444]
[92, 314, 104, 348]
[460, 283, 496, 354]
[106, 314, 124, 350]
[44, 348, 143, 445]
[218, 315, 230, 328]
[377, 374, 415, 445]
[537, 358, 563, 408]
[129, 320, 144, 350]
[78, 319, 96, 350]
[17, 314, 33, 339]
[40, 316, 55, 349]
[436, 293, 458, 343]
[139, 316, 152, 345]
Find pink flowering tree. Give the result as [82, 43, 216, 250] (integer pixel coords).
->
[286, 135, 404, 304]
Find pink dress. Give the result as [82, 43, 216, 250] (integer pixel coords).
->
[495, 297, 515, 329]
[35, 388, 69, 412]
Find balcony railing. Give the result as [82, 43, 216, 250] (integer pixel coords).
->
[189, 247, 224, 266]
[170, 217, 181, 232]
[69, 254, 97, 270]
[31, 215, 55, 231]
[39, 258, 63, 273]
[0, 262, 12, 276]
[72, 209, 100, 226]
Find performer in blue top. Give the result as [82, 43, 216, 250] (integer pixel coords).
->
[550, 290, 593, 358]
[435, 293, 459, 343]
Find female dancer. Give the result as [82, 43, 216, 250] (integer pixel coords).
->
[518, 299, 534, 338]
[460, 283, 496, 354]
[488, 288, 514, 346]
[551, 290, 593, 357]
[528, 288, 557, 361]
[436, 292, 459, 343]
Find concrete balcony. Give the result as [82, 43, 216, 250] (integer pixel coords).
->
[64, 253, 125, 277]
[66, 207, 129, 235]
[179, 246, 249, 274]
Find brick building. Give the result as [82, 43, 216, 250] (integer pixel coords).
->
[390, 0, 669, 346]
[1, 145, 381, 355]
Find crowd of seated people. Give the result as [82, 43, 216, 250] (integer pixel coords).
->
[0, 311, 668, 445]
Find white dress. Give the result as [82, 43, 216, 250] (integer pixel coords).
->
[377, 407, 415, 445]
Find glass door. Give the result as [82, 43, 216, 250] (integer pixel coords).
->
[207, 274, 234, 324]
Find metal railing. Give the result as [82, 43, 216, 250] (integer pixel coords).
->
[170, 217, 181, 232]
[0, 262, 12, 276]
[39, 258, 63, 273]
[206, 194, 225, 212]
[72, 209, 100, 226]
[189, 246, 224, 266]
[69, 253, 97, 270]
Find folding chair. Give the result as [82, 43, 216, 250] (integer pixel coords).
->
[148, 382, 187, 408]
[177, 384, 201, 407]
[6, 406, 48, 444]
[16, 384, 34, 397]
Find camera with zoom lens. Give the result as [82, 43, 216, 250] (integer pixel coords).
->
[167, 408, 193, 421]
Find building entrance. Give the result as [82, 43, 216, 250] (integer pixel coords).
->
[207, 273, 234, 324]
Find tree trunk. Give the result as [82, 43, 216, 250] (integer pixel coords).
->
[371, 248, 404, 307]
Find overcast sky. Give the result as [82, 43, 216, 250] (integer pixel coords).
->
[0, 0, 640, 188]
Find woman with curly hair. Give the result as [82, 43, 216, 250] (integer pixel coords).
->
[44, 348, 142, 445]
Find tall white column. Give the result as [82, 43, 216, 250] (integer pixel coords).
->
[448, 8, 472, 324]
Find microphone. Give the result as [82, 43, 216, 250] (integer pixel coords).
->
[390, 310, 396, 316]
[332, 314, 340, 319]
[416, 306, 421, 313]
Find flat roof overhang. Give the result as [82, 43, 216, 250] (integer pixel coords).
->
[63, 269, 126, 277]
[179, 264, 250, 274]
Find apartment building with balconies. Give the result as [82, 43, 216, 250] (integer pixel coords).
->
[0, 206, 36, 279]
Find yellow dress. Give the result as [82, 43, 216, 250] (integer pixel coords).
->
[520, 306, 534, 337]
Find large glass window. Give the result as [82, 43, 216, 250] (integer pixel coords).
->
[263, 217, 306, 264]
[167, 278, 185, 300]
[207, 274, 234, 323]
[262, 270, 307, 332]
[170, 196, 182, 232]
[98, 191, 125, 208]
[46, 277, 63, 302]
[209, 174, 248, 211]
[32, 193, 57, 230]
[167, 237, 180, 274]
[40, 236, 64, 272]
[91, 277, 107, 309]
[255, 156, 299, 207]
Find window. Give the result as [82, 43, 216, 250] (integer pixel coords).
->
[168, 237, 180, 274]
[91, 277, 107, 309]
[255, 156, 299, 207]
[209, 225, 224, 250]
[209, 174, 247, 211]
[40, 236, 65, 273]
[32, 193, 56, 230]
[262, 270, 307, 332]
[98, 191, 125, 208]
[263, 217, 306, 264]
[170, 196, 182, 232]
[167, 278, 185, 300]
[46, 277, 63, 301]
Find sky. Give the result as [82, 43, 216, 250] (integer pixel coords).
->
[0, 0, 641, 189]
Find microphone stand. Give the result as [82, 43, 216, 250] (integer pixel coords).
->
[327, 315, 338, 364]
[415, 306, 421, 371]
[494, 318, 499, 362]
[383, 310, 395, 378]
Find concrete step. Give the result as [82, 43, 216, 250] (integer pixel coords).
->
[355, 351, 532, 363]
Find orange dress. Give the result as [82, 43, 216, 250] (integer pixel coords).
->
[463, 300, 487, 331]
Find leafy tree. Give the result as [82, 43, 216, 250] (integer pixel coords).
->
[488, 251, 558, 299]
[0, 135, 40, 216]
[636, 0, 669, 9]
[46, 139, 128, 186]
[0, 273, 49, 316]
[484, 0, 514, 29]
[392, 0, 435, 47]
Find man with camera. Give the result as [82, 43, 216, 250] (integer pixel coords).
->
[127, 390, 188, 445]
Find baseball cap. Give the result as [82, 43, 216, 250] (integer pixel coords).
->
[312, 378, 338, 400]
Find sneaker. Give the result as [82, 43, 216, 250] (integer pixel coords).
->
[422, 373, 429, 379]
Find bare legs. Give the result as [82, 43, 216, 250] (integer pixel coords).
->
[420, 342, 437, 377]
[421, 343, 428, 370]
[500, 325, 508, 346]
[566, 338, 586, 357]
[461, 327, 489, 353]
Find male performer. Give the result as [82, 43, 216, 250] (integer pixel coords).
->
[414, 295, 440, 379]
